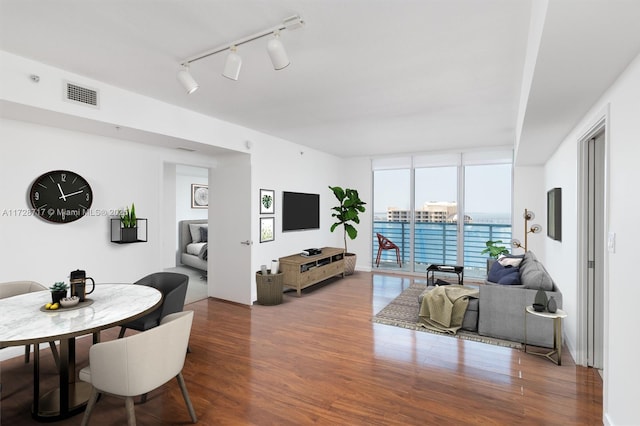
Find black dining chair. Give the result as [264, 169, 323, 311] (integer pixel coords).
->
[118, 272, 189, 339]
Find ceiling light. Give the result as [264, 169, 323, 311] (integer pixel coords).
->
[177, 15, 303, 91]
[177, 65, 199, 94]
[222, 46, 242, 81]
[266, 31, 290, 70]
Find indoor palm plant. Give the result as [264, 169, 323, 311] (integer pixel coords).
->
[329, 186, 366, 275]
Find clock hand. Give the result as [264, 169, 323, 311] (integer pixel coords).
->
[57, 183, 67, 201]
[59, 189, 84, 199]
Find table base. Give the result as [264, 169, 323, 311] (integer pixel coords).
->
[32, 381, 92, 421]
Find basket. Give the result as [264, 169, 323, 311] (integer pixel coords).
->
[255, 270, 284, 305]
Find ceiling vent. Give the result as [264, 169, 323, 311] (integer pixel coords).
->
[64, 81, 99, 108]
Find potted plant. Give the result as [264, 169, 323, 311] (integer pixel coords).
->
[119, 203, 137, 242]
[49, 281, 68, 304]
[329, 186, 366, 275]
[481, 240, 509, 273]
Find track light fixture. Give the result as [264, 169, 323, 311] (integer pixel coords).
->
[222, 46, 242, 80]
[177, 64, 199, 94]
[177, 15, 304, 92]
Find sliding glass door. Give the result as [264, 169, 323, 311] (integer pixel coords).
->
[372, 152, 512, 277]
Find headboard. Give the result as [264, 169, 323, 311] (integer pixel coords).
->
[179, 219, 208, 253]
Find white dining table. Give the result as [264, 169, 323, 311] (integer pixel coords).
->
[0, 283, 162, 421]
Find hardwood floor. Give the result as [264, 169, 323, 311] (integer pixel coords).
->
[1, 272, 602, 425]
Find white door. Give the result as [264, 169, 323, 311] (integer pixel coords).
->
[208, 153, 252, 304]
[586, 131, 605, 369]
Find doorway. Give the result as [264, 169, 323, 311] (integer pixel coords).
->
[579, 122, 606, 370]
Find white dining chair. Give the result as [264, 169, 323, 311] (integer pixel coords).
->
[79, 311, 197, 426]
[0, 281, 59, 366]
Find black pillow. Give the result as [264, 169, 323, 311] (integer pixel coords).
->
[200, 226, 208, 243]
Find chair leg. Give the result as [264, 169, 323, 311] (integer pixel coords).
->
[81, 387, 100, 426]
[125, 396, 137, 426]
[375, 247, 382, 267]
[118, 327, 127, 339]
[176, 372, 198, 423]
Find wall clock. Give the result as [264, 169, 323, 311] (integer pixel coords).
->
[29, 170, 93, 223]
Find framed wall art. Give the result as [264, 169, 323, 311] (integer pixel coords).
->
[260, 189, 275, 214]
[191, 184, 208, 209]
[260, 217, 275, 243]
[547, 187, 562, 241]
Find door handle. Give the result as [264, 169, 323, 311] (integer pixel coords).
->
[240, 240, 252, 245]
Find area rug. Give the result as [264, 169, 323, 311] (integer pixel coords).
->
[372, 283, 523, 350]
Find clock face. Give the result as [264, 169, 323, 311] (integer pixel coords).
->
[29, 170, 93, 223]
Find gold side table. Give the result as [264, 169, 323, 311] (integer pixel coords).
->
[524, 305, 568, 365]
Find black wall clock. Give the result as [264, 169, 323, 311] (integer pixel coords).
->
[29, 170, 93, 223]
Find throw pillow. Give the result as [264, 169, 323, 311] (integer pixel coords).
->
[200, 226, 208, 243]
[520, 260, 554, 291]
[498, 254, 524, 268]
[497, 268, 521, 285]
[488, 262, 518, 283]
[189, 223, 208, 243]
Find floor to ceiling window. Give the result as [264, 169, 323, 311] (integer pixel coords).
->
[372, 151, 512, 278]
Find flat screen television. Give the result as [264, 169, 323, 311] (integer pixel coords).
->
[282, 191, 320, 232]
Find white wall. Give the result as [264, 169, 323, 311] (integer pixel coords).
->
[0, 118, 214, 284]
[542, 53, 640, 426]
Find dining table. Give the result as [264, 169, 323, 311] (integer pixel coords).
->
[0, 283, 162, 421]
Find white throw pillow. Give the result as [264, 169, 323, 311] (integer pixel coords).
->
[498, 254, 523, 267]
[189, 223, 208, 243]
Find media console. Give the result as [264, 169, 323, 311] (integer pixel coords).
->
[279, 247, 345, 296]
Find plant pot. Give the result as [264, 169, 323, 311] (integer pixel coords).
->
[51, 290, 67, 304]
[120, 227, 138, 242]
[344, 253, 357, 276]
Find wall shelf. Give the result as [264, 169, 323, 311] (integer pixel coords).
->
[110, 218, 148, 244]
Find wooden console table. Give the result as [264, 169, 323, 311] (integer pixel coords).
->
[279, 247, 345, 296]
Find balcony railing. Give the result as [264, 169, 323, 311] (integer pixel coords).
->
[373, 221, 512, 276]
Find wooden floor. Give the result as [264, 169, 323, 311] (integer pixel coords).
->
[1, 272, 603, 425]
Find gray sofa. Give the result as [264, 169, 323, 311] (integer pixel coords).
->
[478, 251, 562, 348]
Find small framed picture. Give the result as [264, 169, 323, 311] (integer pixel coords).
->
[191, 184, 208, 209]
[260, 217, 275, 243]
[260, 189, 275, 214]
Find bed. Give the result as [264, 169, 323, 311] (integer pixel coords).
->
[179, 219, 208, 272]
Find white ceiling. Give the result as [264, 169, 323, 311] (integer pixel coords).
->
[1, 0, 639, 164]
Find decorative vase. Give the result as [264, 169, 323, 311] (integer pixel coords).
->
[534, 289, 548, 309]
[547, 296, 558, 313]
[51, 290, 67, 304]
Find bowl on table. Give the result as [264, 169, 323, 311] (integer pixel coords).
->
[532, 303, 546, 312]
[60, 296, 80, 307]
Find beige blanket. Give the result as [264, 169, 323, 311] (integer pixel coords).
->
[418, 285, 479, 334]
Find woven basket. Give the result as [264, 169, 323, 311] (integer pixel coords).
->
[255, 271, 283, 305]
[343, 253, 357, 276]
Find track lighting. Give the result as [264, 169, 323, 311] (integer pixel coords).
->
[222, 46, 242, 80]
[177, 15, 304, 92]
[267, 31, 290, 70]
[177, 65, 199, 94]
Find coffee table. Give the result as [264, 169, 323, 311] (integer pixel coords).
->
[0, 283, 162, 421]
[426, 264, 464, 285]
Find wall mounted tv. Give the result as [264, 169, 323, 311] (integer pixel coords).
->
[282, 191, 320, 232]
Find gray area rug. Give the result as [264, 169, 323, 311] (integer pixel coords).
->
[372, 283, 523, 350]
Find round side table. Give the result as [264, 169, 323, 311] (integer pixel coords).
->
[524, 305, 568, 365]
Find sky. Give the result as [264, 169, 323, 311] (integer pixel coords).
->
[373, 164, 512, 215]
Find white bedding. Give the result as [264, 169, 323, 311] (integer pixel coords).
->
[186, 242, 206, 256]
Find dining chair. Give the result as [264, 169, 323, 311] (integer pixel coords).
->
[375, 233, 402, 267]
[79, 311, 197, 426]
[118, 272, 189, 338]
[0, 281, 60, 366]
